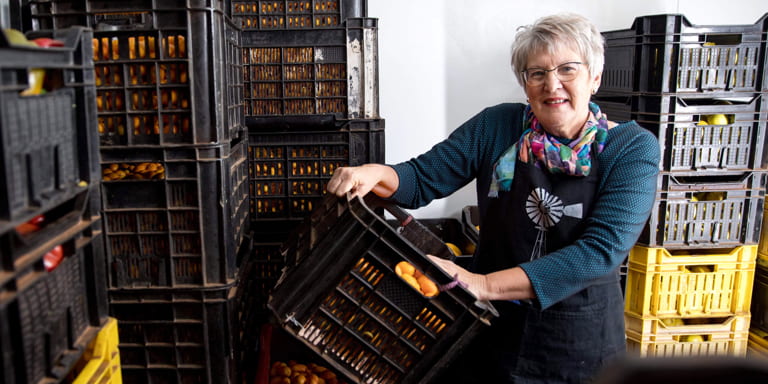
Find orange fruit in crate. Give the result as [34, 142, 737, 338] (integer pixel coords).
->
[401, 274, 421, 291]
[395, 261, 415, 277]
[396, 260, 439, 297]
[417, 275, 439, 297]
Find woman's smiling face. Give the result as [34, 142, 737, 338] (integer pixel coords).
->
[524, 45, 601, 139]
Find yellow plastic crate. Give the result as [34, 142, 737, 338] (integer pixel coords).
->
[625, 312, 750, 357]
[68, 317, 122, 384]
[626, 245, 757, 318]
[748, 329, 768, 359]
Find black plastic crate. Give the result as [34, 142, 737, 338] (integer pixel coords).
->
[411, 218, 476, 271]
[0, 27, 99, 232]
[101, 139, 249, 288]
[108, 283, 238, 384]
[23, 0, 245, 147]
[270, 193, 497, 384]
[752, 262, 768, 334]
[232, 0, 366, 30]
[639, 171, 766, 249]
[593, 94, 768, 175]
[0, 192, 108, 384]
[242, 17, 379, 120]
[598, 13, 768, 97]
[235, 224, 294, 337]
[460, 205, 480, 247]
[234, 228, 291, 381]
[248, 118, 384, 221]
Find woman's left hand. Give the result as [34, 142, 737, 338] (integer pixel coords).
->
[427, 255, 489, 300]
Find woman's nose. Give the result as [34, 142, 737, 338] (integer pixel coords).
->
[543, 70, 563, 91]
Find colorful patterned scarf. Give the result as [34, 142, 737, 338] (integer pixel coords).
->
[489, 102, 609, 197]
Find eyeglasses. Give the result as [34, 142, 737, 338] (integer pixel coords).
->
[521, 62, 583, 86]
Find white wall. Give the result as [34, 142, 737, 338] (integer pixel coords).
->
[367, 0, 767, 218]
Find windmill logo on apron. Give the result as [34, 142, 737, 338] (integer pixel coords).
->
[526, 187, 583, 260]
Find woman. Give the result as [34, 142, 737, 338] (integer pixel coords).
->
[327, 13, 659, 383]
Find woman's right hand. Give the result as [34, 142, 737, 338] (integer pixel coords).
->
[326, 164, 399, 198]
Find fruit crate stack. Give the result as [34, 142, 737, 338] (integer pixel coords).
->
[0, 26, 109, 384]
[237, 0, 385, 362]
[265, 193, 497, 384]
[594, 13, 768, 358]
[19, 1, 250, 382]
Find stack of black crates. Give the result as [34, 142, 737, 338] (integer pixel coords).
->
[594, 13, 768, 358]
[19, 1, 250, 383]
[233, 0, 385, 373]
[0, 26, 109, 383]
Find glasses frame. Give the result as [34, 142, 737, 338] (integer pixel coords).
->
[521, 61, 584, 86]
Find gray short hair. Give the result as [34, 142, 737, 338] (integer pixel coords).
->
[510, 13, 604, 87]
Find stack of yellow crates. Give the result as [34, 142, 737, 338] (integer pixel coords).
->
[625, 246, 756, 356]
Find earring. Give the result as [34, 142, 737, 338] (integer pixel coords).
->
[591, 88, 597, 95]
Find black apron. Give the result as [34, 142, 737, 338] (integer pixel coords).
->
[445, 145, 625, 383]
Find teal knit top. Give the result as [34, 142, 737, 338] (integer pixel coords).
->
[389, 103, 660, 309]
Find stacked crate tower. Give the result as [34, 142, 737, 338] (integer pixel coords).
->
[594, 13, 768, 358]
[231, 0, 384, 368]
[0, 26, 110, 383]
[21, 1, 250, 383]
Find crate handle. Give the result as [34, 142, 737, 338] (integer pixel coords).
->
[354, 193, 455, 260]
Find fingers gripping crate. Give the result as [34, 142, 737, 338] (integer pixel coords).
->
[0, 207, 108, 384]
[270, 194, 498, 384]
[593, 94, 768, 174]
[625, 312, 750, 357]
[625, 245, 757, 319]
[638, 172, 766, 249]
[0, 27, 100, 231]
[108, 283, 238, 384]
[25, 0, 245, 147]
[101, 139, 250, 288]
[248, 118, 384, 221]
[598, 13, 768, 97]
[232, 0, 367, 30]
[242, 17, 379, 120]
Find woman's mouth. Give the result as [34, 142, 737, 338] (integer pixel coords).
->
[544, 98, 569, 105]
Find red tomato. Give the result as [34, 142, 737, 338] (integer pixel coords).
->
[15, 215, 45, 235]
[31, 37, 64, 48]
[15, 222, 40, 235]
[28, 215, 45, 225]
[43, 245, 64, 271]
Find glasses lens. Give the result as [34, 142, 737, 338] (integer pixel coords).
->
[524, 62, 581, 85]
[556, 63, 580, 81]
